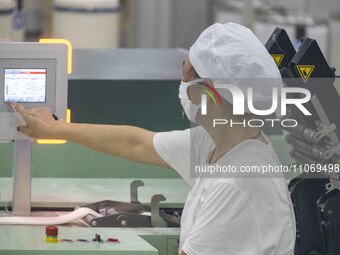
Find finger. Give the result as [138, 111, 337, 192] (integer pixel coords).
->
[10, 103, 35, 123]
[10, 102, 26, 115]
[16, 104, 26, 115]
[8, 102, 24, 114]
[8, 102, 16, 109]
[8, 102, 18, 110]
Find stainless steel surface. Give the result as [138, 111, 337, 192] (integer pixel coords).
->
[69, 49, 188, 81]
[12, 140, 32, 216]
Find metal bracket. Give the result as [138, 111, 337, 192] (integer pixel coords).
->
[311, 95, 339, 145]
[130, 180, 144, 204]
[151, 194, 167, 228]
[326, 175, 340, 191]
[323, 143, 340, 160]
[314, 123, 337, 144]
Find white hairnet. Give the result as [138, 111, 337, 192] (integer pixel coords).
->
[189, 23, 283, 112]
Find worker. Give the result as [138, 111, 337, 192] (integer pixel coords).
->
[11, 23, 295, 255]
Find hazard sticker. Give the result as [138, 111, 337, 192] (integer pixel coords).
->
[296, 65, 315, 82]
[271, 54, 284, 66]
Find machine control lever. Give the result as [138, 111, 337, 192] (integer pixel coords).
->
[130, 180, 144, 204]
[151, 194, 167, 228]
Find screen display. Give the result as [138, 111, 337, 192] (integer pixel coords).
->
[4, 68, 47, 103]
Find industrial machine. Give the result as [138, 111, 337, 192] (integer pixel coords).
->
[0, 45, 190, 255]
[266, 28, 340, 255]
[0, 42, 68, 217]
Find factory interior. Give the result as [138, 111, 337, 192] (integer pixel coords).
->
[1, 0, 340, 254]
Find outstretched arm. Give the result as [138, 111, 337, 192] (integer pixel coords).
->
[11, 103, 171, 169]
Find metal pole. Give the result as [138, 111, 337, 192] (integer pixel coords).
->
[12, 140, 32, 216]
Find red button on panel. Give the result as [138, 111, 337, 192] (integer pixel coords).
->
[46, 225, 58, 237]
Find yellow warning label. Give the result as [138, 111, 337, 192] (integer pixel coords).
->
[271, 54, 284, 66]
[296, 65, 315, 82]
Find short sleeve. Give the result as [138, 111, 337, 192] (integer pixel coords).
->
[153, 128, 194, 186]
[182, 182, 263, 255]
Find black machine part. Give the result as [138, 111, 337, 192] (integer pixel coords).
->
[318, 189, 340, 255]
[265, 27, 296, 70]
[80, 180, 181, 228]
[265, 27, 340, 255]
[282, 122, 336, 145]
[289, 175, 329, 255]
[289, 38, 340, 142]
[285, 134, 340, 164]
[286, 134, 327, 161]
[81, 198, 181, 228]
[280, 109, 337, 145]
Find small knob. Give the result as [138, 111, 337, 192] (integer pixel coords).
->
[117, 215, 129, 227]
[46, 225, 58, 236]
[45, 225, 58, 243]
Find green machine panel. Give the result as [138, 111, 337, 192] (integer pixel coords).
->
[68, 49, 189, 130]
[0, 226, 183, 255]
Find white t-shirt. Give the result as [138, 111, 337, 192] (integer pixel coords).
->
[153, 126, 296, 255]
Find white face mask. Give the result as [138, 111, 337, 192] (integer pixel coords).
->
[178, 80, 202, 124]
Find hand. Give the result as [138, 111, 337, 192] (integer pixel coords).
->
[9, 103, 64, 139]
